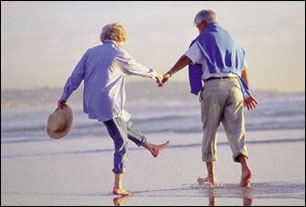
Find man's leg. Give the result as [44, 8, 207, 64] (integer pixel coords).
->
[222, 79, 252, 187]
[197, 161, 218, 186]
[238, 155, 252, 187]
[126, 119, 169, 157]
[199, 82, 225, 186]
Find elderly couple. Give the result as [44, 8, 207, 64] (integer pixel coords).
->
[58, 9, 257, 196]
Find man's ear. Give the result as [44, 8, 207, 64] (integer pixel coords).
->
[202, 20, 208, 27]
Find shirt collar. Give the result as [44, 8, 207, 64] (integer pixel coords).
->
[103, 39, 119, 47]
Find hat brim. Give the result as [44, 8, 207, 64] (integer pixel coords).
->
[47, 104, 73, 139]
[47, 126, 71, 139]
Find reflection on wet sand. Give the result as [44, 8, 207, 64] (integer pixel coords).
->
[113, 195, 130, 206]
[112, 187, 254, 206]
[207, 186, 254, 206]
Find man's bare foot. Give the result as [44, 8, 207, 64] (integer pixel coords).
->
[197, 177, 218, 186]
[151, 141, 169, 158]
[197, 177, 209, 185]
[240, 169, 252, 187]
[113, 188, 132, 196]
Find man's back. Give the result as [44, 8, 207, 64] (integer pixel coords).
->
[195, 23, 245, 75]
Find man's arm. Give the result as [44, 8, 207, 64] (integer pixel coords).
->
[162, 55, 191, 84]
[241, 68, 258, 110]
[241, 69, 249, 86]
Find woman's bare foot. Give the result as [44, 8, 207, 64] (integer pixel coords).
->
[113, 188, 132, 196]
[197, 177, 218, 186]
[240, 169, 252, 187]
[151, 141, 169, 158]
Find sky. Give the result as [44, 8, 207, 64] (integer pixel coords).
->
[1, 1, 305, 93]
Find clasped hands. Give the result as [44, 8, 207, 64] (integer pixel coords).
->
[155, 73, 171, 87]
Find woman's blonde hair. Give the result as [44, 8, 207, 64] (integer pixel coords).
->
[100, 22, 128, 43]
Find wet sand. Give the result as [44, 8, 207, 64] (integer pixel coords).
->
[1, 129, 305, 206]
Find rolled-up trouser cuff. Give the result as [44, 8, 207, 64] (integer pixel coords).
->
[202, 155, 217, 163]
[112, 168, 126, 174]
[128, 135, 146, 147]
[233, 152, 249, 163]
[126, 119, 147, 146]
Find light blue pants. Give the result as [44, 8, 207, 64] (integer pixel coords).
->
[103, 117, 146, 174]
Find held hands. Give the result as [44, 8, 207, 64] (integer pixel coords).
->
[162, 73, 171, 85]
[155, 73, 164, 87]
[243, 95, 258, 111]
[155, 73, 171, 87]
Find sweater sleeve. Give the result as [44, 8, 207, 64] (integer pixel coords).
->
[60, 50, 89, 101]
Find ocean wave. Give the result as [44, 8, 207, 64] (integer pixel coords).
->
[1, 92, 305, 141]
[2, 138, 305, 158]
[1, 114, 305, 139]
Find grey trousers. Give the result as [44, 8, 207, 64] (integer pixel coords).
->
[200, 78, 248, 163]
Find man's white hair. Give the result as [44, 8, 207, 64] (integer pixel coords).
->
[194, 9, 217, 25]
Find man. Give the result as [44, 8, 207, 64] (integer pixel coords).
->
[58, 22, 169, 196]
[162, 9, 257, 187]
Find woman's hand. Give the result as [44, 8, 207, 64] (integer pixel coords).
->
[155, 73, 164, 87]
[57, 100, 66, 109]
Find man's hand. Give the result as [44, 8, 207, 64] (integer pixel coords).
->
[162, 73, 171, 85]
[243, 95, 257, 111]
[155, 73, 163, 87]
[57, 99, 66, 109]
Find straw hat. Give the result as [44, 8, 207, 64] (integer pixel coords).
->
[47, 104, 73, 139]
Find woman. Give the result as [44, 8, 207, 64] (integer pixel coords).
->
[58, 22, 169, 196]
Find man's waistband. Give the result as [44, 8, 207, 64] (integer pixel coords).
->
[204, 76, 237, 83]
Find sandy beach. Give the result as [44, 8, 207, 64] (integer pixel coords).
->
[1, 128, 305, 206]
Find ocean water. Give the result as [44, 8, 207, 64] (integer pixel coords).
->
[1, 85, 305, 145]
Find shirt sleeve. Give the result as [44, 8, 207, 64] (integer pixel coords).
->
[60, 50, 89, 101]
[115, 48, 157, 80]
[184, 42, 203, 65]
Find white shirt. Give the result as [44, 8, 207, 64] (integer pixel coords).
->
[60, 40, 157, 122]
[184, 42, 248, 80]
